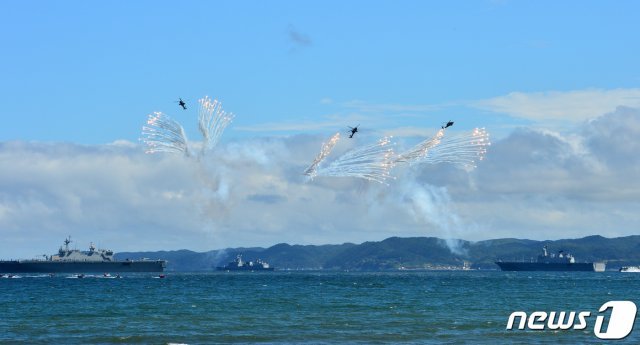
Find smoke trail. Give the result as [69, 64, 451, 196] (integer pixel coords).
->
[314, 137, 395, 184]
[392, 127, 490, 254]
[198, 96, 235, 155]
[399, 181, 467, 255]
[141, 112, 191, 156]
[303, 132, 341, 180]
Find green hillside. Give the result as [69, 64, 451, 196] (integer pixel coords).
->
[115, 235, 640, 271]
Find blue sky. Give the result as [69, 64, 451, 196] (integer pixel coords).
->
[2, 1, 638, 142]
[1, 1, 640, 257]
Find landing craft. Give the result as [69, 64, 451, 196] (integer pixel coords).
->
[348, 125, 359, 138]
[176, 98, 187, 110]
[442, 121, 454, 129]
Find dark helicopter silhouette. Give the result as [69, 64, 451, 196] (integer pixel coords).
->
[348, 125, 359, 138]
[442, 120, 454, 129]
[176, 98, 187, 110]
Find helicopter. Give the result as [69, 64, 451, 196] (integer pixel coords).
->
[348, 125, 359, 138]
[176, 98, 187, 110]
[442, 120, 454, 129]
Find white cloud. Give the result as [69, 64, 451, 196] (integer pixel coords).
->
[454, 107, 640, 238]
[342, 100, 447, 114]
[217, 89, 640, 137]
[1, 107, 639, 257]
[473, 88, 640, 122]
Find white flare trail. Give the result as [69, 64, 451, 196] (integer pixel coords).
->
[198, 96, 235, 154]
[395, 129, 445, 163]
[141, 112, 190, 156]
[412, 128, 490, 169]
[303, 132, 341, 179]
[313, 137, 396, 184]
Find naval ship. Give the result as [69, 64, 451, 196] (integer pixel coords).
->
[216, 254, 274, 271]
[495, 246, 606, 272]
[0, 237, 166, 273]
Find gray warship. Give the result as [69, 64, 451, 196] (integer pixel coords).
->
[0, 237, 166, 273]
[495, 245, 605, 272]
[216, 255, 274, 271]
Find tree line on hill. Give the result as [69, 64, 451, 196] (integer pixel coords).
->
[115, 235, 640, 271]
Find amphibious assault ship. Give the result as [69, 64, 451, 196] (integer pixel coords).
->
[495, 246, 605, 272]
[0, 237, 166, 273]
[216, 255, 274, 271]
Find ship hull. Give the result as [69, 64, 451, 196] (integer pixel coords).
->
[495, 261, 604, 272]
[0, 260, 165, 273]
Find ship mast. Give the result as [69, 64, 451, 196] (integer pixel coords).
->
[64, 236, 72, 252]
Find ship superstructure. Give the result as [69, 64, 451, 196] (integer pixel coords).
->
[50, 237, 115, 262]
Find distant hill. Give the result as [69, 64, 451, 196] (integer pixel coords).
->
[115, 235, 640, 271]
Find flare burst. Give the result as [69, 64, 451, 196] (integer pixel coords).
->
[313, 137, 396, 184]
[141, 112, 190, 156]
[407, 128, 490, 169]
[303, 132, 341, 179]
[198, 96, 235, 154]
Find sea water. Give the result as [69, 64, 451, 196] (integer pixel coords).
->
[1, 271, 639, 344]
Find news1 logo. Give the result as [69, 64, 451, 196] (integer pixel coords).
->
[506, 301, 637, 339]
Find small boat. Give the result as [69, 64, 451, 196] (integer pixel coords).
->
[619, 266, 640, 272]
